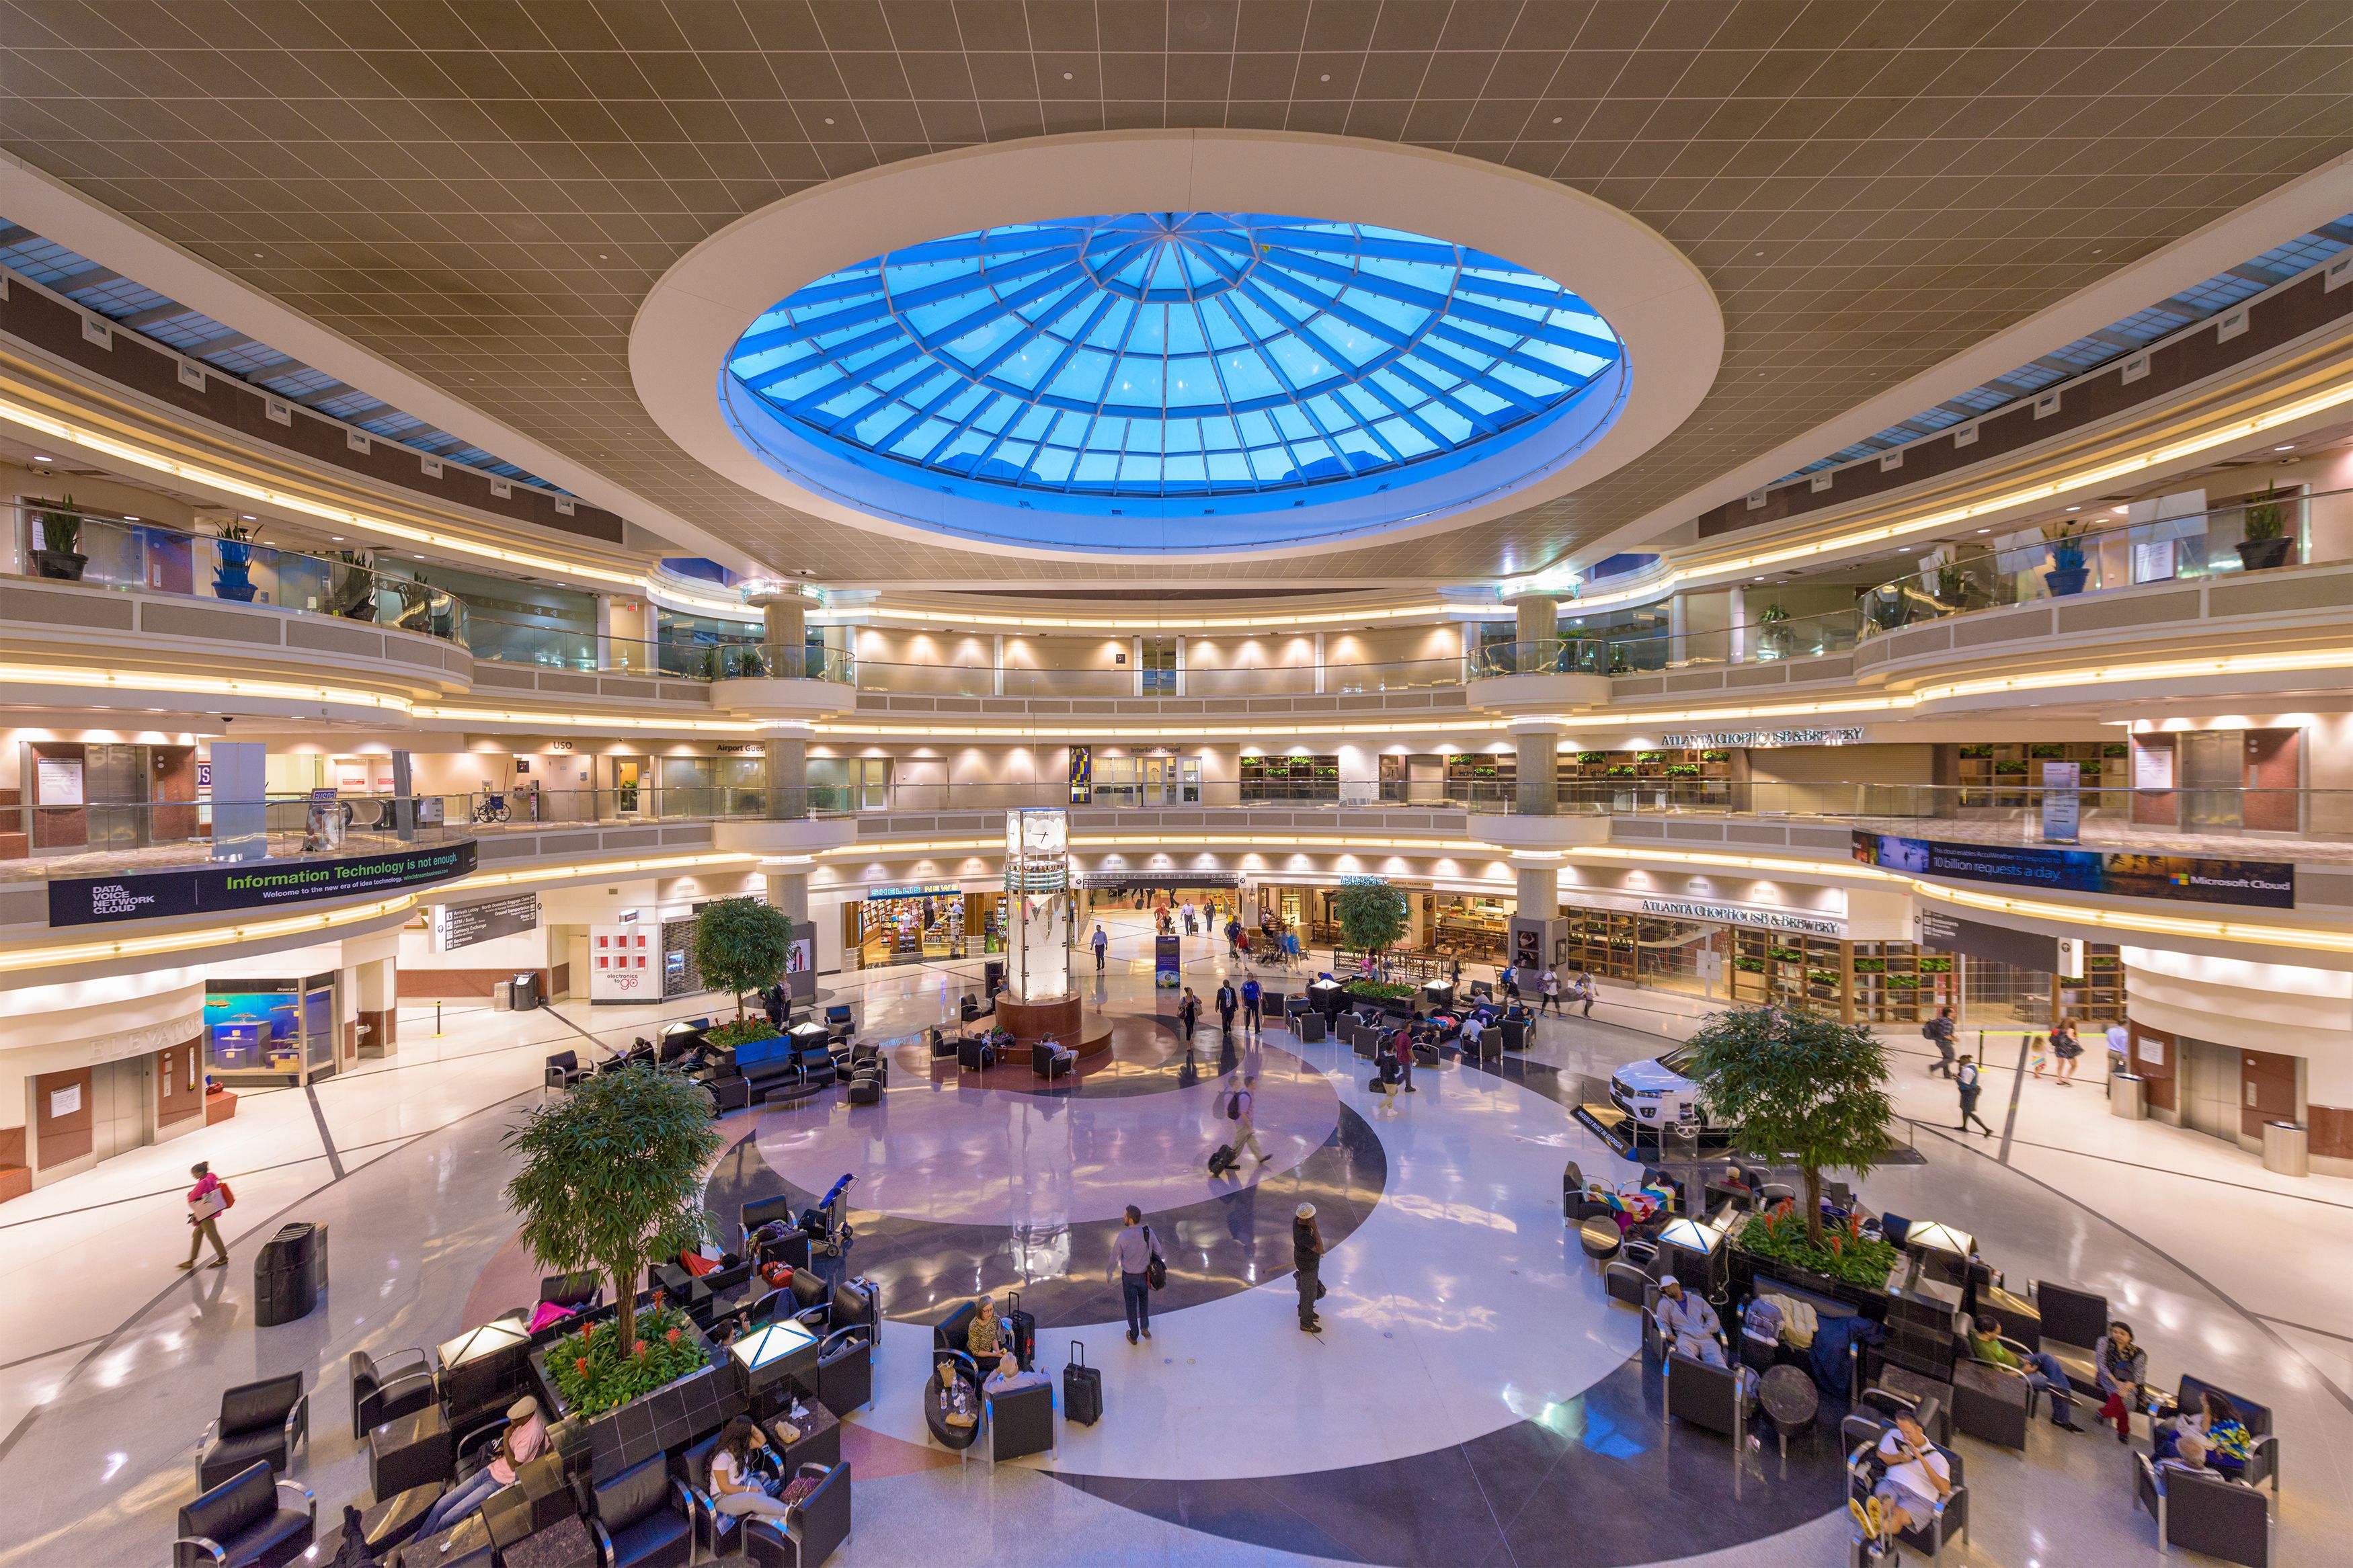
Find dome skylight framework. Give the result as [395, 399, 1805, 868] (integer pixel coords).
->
[725, 212, 1622, 502]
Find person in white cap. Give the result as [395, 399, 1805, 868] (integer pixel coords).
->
[416, 1394, 545, 1538]
[1293, 1203, 1326, 1333]
[1654, 1276, 1726, 1366]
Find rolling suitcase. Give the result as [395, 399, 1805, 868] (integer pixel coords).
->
[1064, 1341, 1103, 1425]
[1004, 1288, 1037, 1370]
[1206, 1144, 1238, 1176]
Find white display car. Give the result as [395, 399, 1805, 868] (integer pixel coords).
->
[1608, 1043, 1726, 1136]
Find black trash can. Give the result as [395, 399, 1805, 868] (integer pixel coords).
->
[254, 1220, 328, 1326]
[984, 960, 1006, 996]
[509, 971, 541, 1011]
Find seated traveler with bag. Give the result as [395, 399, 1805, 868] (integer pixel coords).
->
[413, 1396, 545, 1540]
[1853, 1411, 1951, 1559]
[709, 1417, 791, 1520]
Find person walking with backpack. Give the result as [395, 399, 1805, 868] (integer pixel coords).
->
[1109, 1206, 1158, 1344]
[1241, 975, 1263, 1036]
[1229, 1074, 1267, 1163]
[1923, 1006, 1958, 1078]
[1956, 1054, 1995, 1137]
[180, 1161, 231, 1270]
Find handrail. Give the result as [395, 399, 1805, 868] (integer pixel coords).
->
[13, 505, 469, 648]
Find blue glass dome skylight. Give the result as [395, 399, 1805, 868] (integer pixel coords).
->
[720, 212, 1630, 552]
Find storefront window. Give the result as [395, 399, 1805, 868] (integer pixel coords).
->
[1240, 755, 1337, 802]
[846, 885, 967, 966]
[203, 975, 338, 1083]
[1094, 755, 1201, 806]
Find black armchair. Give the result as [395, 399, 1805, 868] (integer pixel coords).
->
[348, 1346, 434, 1442]
[1948, 1338, 2034, 1450]
[1663, 1350, 1747, 1442]
[587, 1453, 695, 1568]
[545, 1050, 587, 1089]
[541, 1270, 603, 1311]
[197, 1372, 309, 1491]
[988, 1380, 1056, 1464]
[814, 1326, 875, 1416]
[743, 1460, 853, 1568]
[2135, 1451, 2271, 1566]
[2030, 1279, 2109, 1394]
[173, 1462, 315, 1568]
[825, 1003, 856, 1040]
[2174, 1374, 2282, 1491]
[932, 1299, 978, 1358]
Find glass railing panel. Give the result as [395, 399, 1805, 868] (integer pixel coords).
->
[13, 509, 470, 649]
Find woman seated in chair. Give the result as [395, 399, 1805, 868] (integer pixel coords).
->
[413, 1396, 546, 1541]
[2159, 1389, 2254, 1481]
[709, 1417, 792, 1520]
[965, 1296, 1003, 1362]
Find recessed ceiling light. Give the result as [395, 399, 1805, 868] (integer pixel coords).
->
[32, 454, 51, 462]
[331, 536, 344, 541]
[2275, 444, 2295, 451]
[2065, 505, 2079, 511]
[1320, 74, 1332, 82]
[1552, 116, 1562, 124]
[240, 513, 257, 521]
[1063, 71, 1074, 80]
[122, 514, 139, 521]
[824, 117, 835, 125]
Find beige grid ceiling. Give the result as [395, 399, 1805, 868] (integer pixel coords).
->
[5, 0, 2353, 586]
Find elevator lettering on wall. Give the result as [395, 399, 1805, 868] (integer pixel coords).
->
[48, 843, 478, 927]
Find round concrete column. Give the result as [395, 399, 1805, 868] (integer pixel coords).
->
[1515, 861, 1560, 919]
[1515, 725, 1561, 815]
[764, 866, 810, 923]
[1513, 593, 1558, 648]
[761, 595, 806, 675]
[766, 735, 807, 820]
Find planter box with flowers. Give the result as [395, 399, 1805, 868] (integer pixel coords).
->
[530, 1304, 738, 1481]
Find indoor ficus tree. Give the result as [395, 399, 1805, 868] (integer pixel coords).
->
[1686, 1004, 1895, 1248]
[504, 1065, 723, 1348]
[1331, 878, 1410, 960]
[694, 895, 795, 1022]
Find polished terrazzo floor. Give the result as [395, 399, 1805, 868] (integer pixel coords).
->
[0, 913, 2346, 1566]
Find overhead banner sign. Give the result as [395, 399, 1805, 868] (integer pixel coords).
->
[1853, 832, 2291, 909]
[1915, 909, 2057, 970]
[50, 842, 477, 927]
[434, 891, 540, 952]
[1659, 727, 1864, 749]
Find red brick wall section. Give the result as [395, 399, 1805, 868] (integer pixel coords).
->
[397, 966, 553, 999]
[32, 1068, 93, 1169]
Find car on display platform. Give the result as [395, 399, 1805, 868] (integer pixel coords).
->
[1609, 1043, 1726, 1139]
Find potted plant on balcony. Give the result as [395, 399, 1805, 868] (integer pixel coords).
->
[29, 496, 85, 580]
[2237, 483, 2295, 571]
[2044, 522, 2089, 596]
[1757, 602, 1794, 658]
[212, 522, 259, 602]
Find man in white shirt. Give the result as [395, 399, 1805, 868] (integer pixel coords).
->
[983, 1351, 1049, 1397]
[1458, 1014, 1486, 1055]
[1858, 1412, 1951, 1557]
[2106, 1020, 2130, 1079]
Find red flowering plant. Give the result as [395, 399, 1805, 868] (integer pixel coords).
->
[544, 1305, 707, 1416]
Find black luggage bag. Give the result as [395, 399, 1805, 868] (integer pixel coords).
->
[1004, 1288, 1037, 1370]
[1207, 1144, 1238, 1176]
[1064, 1342, 1103, 1425]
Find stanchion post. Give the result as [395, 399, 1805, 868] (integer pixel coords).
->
[434, 1001, 444, 1037]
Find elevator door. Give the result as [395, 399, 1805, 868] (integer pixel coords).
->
[2178, 731, 2241, 831]
[89, 1056, 153, 1163]
[2179, 1038, 2241, 1141]
[85, 743, 150, 850]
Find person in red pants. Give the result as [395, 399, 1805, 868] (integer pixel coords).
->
[2096, 1320, 2154, 1442]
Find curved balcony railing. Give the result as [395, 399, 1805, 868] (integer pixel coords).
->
[4, 793, 473, 868]
[1849, 485, 2334, 638]
[14, 507, 468, 647]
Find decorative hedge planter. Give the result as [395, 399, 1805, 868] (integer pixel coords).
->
[530, 1310, 741, 1482]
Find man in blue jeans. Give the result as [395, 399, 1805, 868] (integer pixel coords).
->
[1109, 1205, 1155, 1344]
[1970, 1316, 2085, 1430]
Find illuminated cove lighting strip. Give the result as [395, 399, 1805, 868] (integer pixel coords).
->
[1506, 367, 2353, 606]
[0, 388, 748, 618]
[815, 716, 1509, 741]
[417, 704, 754, 734]
[852, 603, 1458, 632]
[0, 661, 417, 715]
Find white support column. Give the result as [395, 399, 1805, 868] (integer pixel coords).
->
[762, 858, 811, 923]
[1669, 592, 1688, 667]
[1514, 860, 1560, 921]
[1728, 586, 1748, 665]
[1314, 631, 1326, 694]
[992, 633, 1005, 696]
[1174, 634, 1187, 696]
[1132, 634, 1145, 695]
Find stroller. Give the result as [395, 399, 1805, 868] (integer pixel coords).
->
[798, 1172, 857, 1259]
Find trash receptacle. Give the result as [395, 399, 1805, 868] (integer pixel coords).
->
[510, 971, 541, 1011]
[2109, 1073, 2147, 1121]
[984, 960, 1006, 996]
[254, 1220, 327, 1326]
[2262, 1120, 2309, 1178]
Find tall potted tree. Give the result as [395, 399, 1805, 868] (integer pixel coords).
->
[1333, 878, 1409, 1001]
[213, 522, 259, 602]
[30, 495, 85, 580]
[1685, 1004, 1895, 1249]
[504, 1063, 722, 1352]
[2044, 522, 2089, 596]
[2237, 483, 2294, 571]
[694, 895, 794, 1025]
